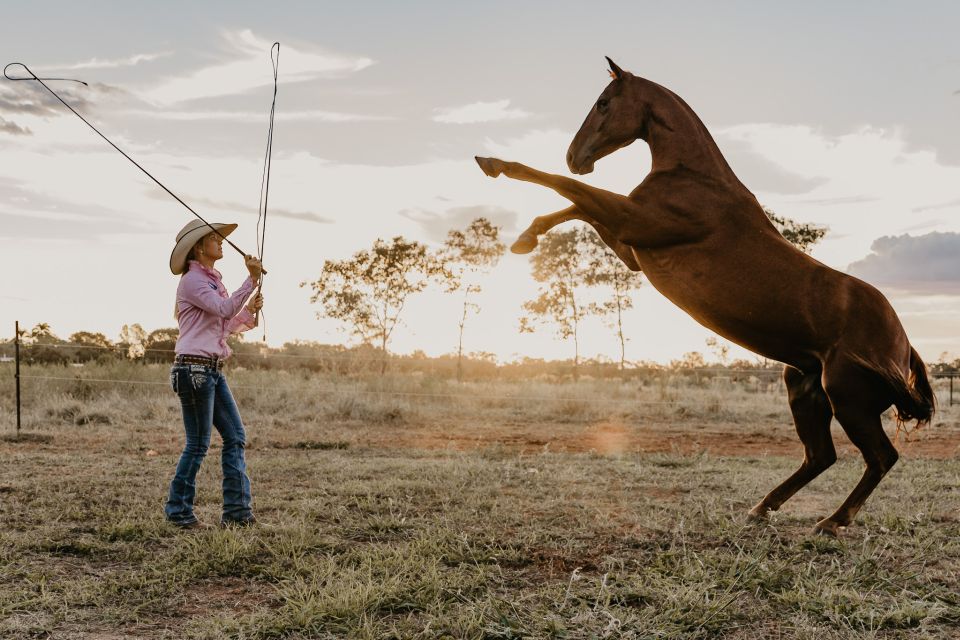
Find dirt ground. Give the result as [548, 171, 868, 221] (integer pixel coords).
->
[2, 407, 959, 638]
[346, 415, 960, 459]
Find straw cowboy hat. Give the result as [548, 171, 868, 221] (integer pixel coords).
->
[169, 220, 238, 275]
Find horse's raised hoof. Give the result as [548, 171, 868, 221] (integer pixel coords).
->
[812, 519, 843, 537]
[475, 156, 504, 178]
[510, 232, 538, 254]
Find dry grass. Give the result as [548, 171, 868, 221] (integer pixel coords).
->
[1, 363, 959, 638]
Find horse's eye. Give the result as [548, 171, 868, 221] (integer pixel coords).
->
[596, 99, 609, 113]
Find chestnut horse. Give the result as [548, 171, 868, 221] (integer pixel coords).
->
[476, 58, 935, 536]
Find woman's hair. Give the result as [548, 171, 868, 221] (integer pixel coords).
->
[173, 241, 203, 320]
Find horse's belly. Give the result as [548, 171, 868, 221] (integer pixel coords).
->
[637, 252, 821, 365]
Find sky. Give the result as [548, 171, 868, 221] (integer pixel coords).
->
[1, 1, 959, 364]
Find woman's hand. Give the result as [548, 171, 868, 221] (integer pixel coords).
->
[244, 255, 263, 280]
[246, 290, 264, 314]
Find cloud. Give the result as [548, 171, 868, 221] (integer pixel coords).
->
[0, 176, 149, 239]
[713, 123, 960, 270]
[122, 108, 393, 123]
[36, 52, 172, 71]
[788, 195, 879, 206]
[0, 116, 30, 135]
[143, 29, 373, 105]
[433, 99, 531, 124]
[0, 176, 152, 237]
[399, 205, 519, 242]
[912, 198, 960, 213]
[0, 82, 91, 116]
[0, 80, 127, 118]
[0, 211, 145, 240]
[146, 192, 334, 225]
[847, 232, 960, 294]
[717, 134, 828, 195]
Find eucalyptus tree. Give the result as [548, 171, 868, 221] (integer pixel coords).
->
[519, 227, 595, 379]
[302, 236, 441, 375]
[439, 217, 505, 381]
[582, 231, 644, 370]
[763, 207, 827, 254]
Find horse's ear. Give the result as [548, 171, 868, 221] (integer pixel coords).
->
[605, 56, 625, 80]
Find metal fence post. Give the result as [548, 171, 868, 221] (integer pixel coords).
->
[15, 321, 21, 437]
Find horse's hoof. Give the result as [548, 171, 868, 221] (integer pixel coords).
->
[746, 505, 768, 523]
[510, 233, 538, 254]
[475, 156, 503, 178]
[812, 519, 842, 537]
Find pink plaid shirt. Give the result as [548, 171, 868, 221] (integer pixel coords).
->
[174, 260, 257, 359]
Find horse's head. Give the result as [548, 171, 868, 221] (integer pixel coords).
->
[567, 57, 645, 175]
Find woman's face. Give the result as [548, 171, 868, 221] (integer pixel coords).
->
[199, 233, 224, 261]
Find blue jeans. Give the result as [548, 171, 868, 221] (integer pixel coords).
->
[165, 364, 253, 525]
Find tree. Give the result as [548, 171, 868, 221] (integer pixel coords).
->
[671, 351, 706, 369]
[69, 331, 115, 363]
[69, 331, 112, 348]
[763, 207, 827, 254]
[144, 328, 179, 363]
[119, 323, 147, 360]
[582, 231, 644, 370]
[439, 217, 505, 382]
[705, 336, 730, 365]
[21, 323, 68, 364]
[302, 236, 441, 375]
[519, 227, 594, 379]
[28, 323, 57, 344]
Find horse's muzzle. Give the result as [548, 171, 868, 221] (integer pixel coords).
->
[567, 148, 595, 175]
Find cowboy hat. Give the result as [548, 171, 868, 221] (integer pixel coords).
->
[169, 220, 238, 275]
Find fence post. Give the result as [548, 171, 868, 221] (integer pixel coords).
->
[951, 374, 954, 408]
[15, 321, 21, 438]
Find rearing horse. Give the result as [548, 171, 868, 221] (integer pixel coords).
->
[476, 57, 935, 536]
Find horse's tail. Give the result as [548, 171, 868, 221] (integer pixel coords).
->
[885, 347, 936, 429]
[900, 346, 936, 428]
[852, 346, 935, 429]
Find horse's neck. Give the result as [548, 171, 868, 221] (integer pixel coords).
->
[643, 87, 740, 183]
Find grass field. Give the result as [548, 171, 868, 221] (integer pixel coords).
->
[1, 364, 959, 638]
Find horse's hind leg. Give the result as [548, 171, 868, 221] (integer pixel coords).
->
[512, 206, 580, 253]
[513, 205, 641, 271]
[814, 361, 899, 536]
[748, 365, 835, 521]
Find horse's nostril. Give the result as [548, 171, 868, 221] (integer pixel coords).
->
[566, 150, 574, 167]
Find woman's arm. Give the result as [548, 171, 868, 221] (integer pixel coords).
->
[226, 290, 262, 334]
[180, 272, 255, 320]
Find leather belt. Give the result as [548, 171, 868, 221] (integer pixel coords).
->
[174, 354, 224, 371]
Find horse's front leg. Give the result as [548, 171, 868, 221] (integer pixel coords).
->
[476, 156, 687, 248]
[514, 205, 641, 272]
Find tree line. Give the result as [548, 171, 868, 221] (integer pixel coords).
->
[302, 209, 826, 379]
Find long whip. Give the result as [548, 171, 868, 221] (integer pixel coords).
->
[3, 61, 266, 273]
[254, 43, 279, 337]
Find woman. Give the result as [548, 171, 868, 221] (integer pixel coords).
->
[165, 219, 264, 529]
